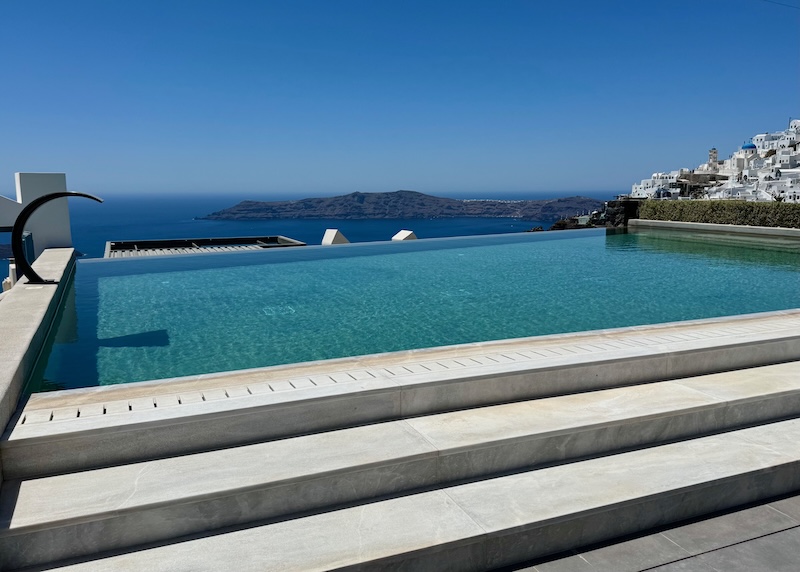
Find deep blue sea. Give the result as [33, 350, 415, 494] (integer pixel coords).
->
[2, 192, 612, 278]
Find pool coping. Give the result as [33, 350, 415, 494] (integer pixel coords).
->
[0, 249, 75, 452]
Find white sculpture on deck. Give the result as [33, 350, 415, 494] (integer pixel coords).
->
[392, 230, 417, 241]
[321, 229, 350, 245]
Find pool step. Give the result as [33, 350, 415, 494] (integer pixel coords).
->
[12, 416, 800, 572]
[2, 361, 800, 570]
[5, 316, 800, 480]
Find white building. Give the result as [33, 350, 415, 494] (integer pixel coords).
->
[629, 120, 800, 203]
[630, 170, 688, 199]
[752, 120, 799, 152]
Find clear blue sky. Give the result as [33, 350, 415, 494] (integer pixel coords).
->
[1, 0, 798, 199]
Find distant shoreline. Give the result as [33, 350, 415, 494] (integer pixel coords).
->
[201, 190, 604, 222]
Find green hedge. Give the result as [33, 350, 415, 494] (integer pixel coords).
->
[638, 200, 800, 228]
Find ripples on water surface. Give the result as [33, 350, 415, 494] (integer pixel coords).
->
[33, 229, 800, 391]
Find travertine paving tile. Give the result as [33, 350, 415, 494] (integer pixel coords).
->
[21, 409, 52, 424]
[28, 491, 485, 572]
[0, 421, 437, 530]
[289, 378, 315, 389]
[675, 361, 800, 401]
[308, 375, 336, 386]
[200, 389, 227, 401]
[436, 359, 467, 369]
[103, 400, 130, 414]
[419, 360, 450, 371]
[446, 425, 799, 535]
[403, 363, 432, 373]
[50, 408, 78, 422]
[268, 381, 293, 392]
[223, 385, 250, 398]
[128, 397, 156, 411]
[77, 403, 104, 418]
[247, 382, 273, 394]
[344, 369, 374, 380]
[406, 382, 720, 452]
[484, 353, 518, 363]
[177, 392, 203, 404]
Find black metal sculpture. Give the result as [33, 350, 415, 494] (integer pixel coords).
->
[11, 191, 103, 284]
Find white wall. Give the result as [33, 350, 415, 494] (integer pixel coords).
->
[0, 173, 72, 258]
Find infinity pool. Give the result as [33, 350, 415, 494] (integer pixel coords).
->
[32, 228, 800, 391]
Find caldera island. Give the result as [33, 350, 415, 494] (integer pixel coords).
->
[201, 190, 603, 222]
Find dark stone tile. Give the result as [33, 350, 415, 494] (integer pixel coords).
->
[681, 527, 800, 572]
[661, 504, 797, 555]
[578, 532, 690, 572]
[769, 494, 800, 523]
[646, 558, 718, 571]
[532, 554, 594, 572]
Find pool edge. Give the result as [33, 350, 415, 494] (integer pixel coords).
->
[0, 249, 75, 482]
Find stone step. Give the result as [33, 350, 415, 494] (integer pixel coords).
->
[14, 416, 800, 572]
[5, 320, 800, 479]
[3, 361, 800, 570]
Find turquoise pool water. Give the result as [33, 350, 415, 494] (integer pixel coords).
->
[33, 229, 800, 391]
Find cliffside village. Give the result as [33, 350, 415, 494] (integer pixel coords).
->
[627, 120, 800, 203]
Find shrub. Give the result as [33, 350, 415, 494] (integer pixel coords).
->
[638, 200, 800, 229]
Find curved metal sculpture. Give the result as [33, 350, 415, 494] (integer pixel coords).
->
[11, 191, 103, 284]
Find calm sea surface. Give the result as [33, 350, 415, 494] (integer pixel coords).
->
[67, 194, 555, 257]
[2, 191, 613, 281]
